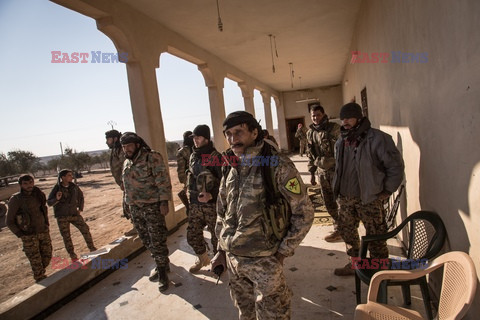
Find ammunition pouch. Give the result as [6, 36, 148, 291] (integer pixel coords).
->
[263, 197, 291, 241]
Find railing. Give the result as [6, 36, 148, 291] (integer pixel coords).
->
[0, 175, 20, 187]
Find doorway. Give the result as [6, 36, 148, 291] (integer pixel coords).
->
[286, 117, 305, 152]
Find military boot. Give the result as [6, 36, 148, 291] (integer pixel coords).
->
[189, 252, 210, 273]
[149, 264, 170, 282]
[157, 267, 169, 293]
[334, 262, 355, 276]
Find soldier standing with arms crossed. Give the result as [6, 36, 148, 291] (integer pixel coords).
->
[105, 129, 137, 236]
[120, 132, 172, 292]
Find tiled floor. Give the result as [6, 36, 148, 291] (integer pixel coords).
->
[46, 154, 430, 320]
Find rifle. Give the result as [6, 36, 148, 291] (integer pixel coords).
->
[177, 189, 189, 212]
[386, 185, 405, 230]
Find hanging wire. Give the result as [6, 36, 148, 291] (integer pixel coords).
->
[289, 62, 294, 88]
[216, 0, 223, 31]
[269, 34, 276, 73]
[273, 35, 279, 58]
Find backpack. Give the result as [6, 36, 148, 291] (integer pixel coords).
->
[222, 142, 292, 241]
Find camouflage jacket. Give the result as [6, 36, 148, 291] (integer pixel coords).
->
[47, 182, 84, 218]
[187, 142, 222, 204]
[110, 146, 126, 187]
[123, 148, 172, 206]
[295, 126, 308, 142]
[176, 145, 192, 186]
[7, 187, 49, 237]
[216, 140, 314, 258]
[307, 119, 340, 173]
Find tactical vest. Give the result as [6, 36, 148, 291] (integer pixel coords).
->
[222, 142, 291, 241]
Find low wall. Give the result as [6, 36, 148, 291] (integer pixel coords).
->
[0, 205, 187, 320]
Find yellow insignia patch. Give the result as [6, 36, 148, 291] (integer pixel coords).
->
[285, 177, 301, 194]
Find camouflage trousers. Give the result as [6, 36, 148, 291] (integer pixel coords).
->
[318, 169, 339, 229]
[21, 231, 52, 280]
[226, 253, 292, 320]
[130, 202, 169, 267]
[337, 195, 388, 259]
[299, 140, 307, 156]
[187, 203, 218, 255]
[57, 215, 95, 257]
[122, 191, 131, 220]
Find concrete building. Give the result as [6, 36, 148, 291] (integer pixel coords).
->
[32, 0, 480, 318]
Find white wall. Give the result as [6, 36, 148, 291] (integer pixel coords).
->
[342, 1, 480, 317]
[283, 85, 343, 123]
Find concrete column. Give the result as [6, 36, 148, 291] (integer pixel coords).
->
[273, 96, 288, 151]
[261, 91, 274, 134]
[198, 64, 229, 151]
[238, 82, 255, 116]
[125, 57, 177, 228]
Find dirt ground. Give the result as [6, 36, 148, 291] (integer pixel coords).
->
[0, 163, 183, 304]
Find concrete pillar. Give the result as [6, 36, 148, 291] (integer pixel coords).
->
[261, 91, 274, 134]
[198, 64, 229, 151]
[125, 57, 177, 228]
[273, 96, 288, 151]
[238, 82, 255, 116]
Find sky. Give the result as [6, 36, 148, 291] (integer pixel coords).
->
[0, 0, 277, 157]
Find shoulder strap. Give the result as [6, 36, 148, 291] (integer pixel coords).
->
[260, 143, 280, 206]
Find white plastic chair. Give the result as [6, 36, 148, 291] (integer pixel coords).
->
[354, 251, 477, 320]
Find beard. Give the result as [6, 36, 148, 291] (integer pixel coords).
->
[125, 146, 140, 160]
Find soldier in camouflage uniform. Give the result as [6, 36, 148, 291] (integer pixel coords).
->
[48, 169, 96, 260]
[332, 103, 404, 276]
[6, 175, 52, 282]
[120, 132, 172, 292]
[294, 123, 308, 156]
[186, 125, 221, 273]
[306, 104, 342, 242]
[176, 130, 193, 212]
[105, 129, 136, 236]
[212, 111, 314, 320]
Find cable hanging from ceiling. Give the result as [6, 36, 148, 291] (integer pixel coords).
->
[269, 34, 278, 73]
[289, 62, 295, 88]
[216, 0, 223, 31]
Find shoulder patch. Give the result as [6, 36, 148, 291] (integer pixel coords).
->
[285, 177, 301, 194]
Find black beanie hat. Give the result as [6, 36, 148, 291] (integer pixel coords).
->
[105, 129, 121, 139]
[340, 103, 363, 120]
[223, 111, 260, 131]
[191, 125, 210, 140]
